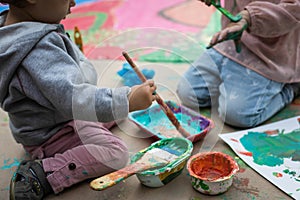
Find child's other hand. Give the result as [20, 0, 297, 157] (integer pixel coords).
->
[207, 10, 250, 53]
[128, 80, 157, 112]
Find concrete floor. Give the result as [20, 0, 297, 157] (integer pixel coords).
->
[0, 60, 296, 200]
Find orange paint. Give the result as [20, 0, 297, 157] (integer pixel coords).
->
[189, 152, 239, 181]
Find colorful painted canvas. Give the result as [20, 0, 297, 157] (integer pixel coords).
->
[0, 0, 221, 62]
[219, 116, 300, 199]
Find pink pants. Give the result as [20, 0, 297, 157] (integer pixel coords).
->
[24, 120, 129, 194]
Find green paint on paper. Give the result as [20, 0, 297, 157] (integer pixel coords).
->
[239, 129, 300, 167]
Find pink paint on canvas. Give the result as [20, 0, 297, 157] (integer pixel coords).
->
[114, 0, 201, 33]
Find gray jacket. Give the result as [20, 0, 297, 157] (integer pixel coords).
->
[0, 11, 130, 146]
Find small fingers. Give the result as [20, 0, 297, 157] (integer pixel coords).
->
[218, 29, 229, 42]
[145, 79, 154, 87]
[152, 94, 157, 101]
[208, 32, 221, 47]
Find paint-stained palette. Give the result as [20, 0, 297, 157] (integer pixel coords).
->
[131, 137, 193, 187]
[128, 101, 213, 142]
[219, 116, 300, 199]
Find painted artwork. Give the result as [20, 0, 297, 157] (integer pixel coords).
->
[0, 0, 221, 62]
[219, 116, 300, 199]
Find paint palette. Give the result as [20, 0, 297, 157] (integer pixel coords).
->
[131, 137, 193, 187]
[128, 100, 213, 142]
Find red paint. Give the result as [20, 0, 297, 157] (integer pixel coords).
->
[188, 152, 239, 181]
[238, 168, 246, 173]
[264, 129, 279, 135]
[273, 172, 283, 178]
[230, 138, 239, 142]
[239, 151, 253, 157]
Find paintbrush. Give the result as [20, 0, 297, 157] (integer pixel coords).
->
[122, 51, 191, 138]
[210, 0, 242, 22]
[74, 26, 84, 53]
[90, 147, 178, 190]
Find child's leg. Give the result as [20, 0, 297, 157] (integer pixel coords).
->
[24, 120, 129, 194]
[176, 49, 223, 109]
[218, 57, 295, 128]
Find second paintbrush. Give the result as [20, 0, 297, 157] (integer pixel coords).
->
[122, 51, 191, 138]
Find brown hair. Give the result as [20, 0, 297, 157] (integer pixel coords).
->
[0, 0, 28, 7]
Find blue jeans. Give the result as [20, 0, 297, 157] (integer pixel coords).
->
[177, 49, 295, 128]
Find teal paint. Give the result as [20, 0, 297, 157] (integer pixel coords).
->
[82, 170, 88, 175]
[133, 109, 202, 135]
[283, 169, 300, 182]
[129, 101, 211, 140]
[1, 158, 21, 170]
[239, 129, 300, 167]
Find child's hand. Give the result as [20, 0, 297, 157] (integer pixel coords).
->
[128, 80, 157, 112]
[207, 10, 250, 53]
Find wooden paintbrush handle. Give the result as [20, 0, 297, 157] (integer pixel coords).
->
[122, 52, 147, 82]
[74, 26, 83, 53]
[122, 52, 191, 138]
[90, 161, 165, 191]
[155, 95, 180, 128]
[90, 165, 135, 191]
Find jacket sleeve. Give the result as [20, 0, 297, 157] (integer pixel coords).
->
[245, 0, 300, 38]
[22, 31, 130, 122]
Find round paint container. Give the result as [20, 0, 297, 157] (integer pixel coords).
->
[187, 152, 239, 195]
[130, 138, 193, 187]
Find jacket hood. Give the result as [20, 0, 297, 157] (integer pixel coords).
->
[0, 11, 61, 105]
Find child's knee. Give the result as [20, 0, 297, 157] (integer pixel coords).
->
[107, 140, 129, 169]
[177, 81, 196, 108]
[177, 80, 210, 109]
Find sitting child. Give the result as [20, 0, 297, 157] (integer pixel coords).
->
[177, 0, 300, 128]
[0, 0, 157, 199]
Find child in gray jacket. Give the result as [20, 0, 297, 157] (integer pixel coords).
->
[0, 0, 157, 199]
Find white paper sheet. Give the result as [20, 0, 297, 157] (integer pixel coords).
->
[219, 116, 300, 199]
